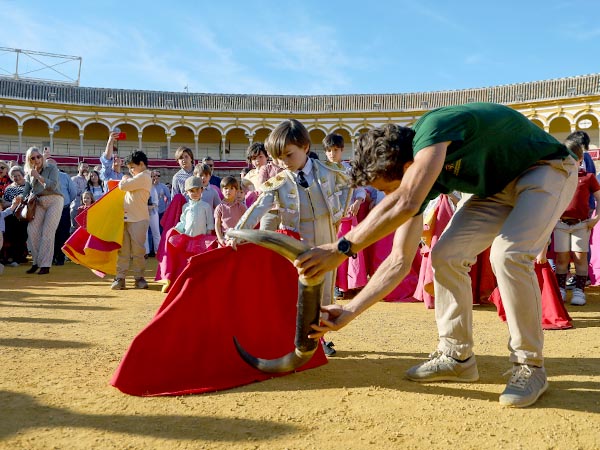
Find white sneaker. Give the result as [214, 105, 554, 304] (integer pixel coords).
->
[559, 288, 566, 302]
[499, 364, 548, 408]
[570, 288, 586, 306]
[406, 350, 479, 382]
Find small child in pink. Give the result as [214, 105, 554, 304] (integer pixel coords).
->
[214, 176, 247, 247]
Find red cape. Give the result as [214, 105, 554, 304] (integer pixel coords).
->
[111, 243, 327, 396]
[489, 262, 572, 330]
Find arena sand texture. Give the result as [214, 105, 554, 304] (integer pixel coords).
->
[1, 260, 599, 449]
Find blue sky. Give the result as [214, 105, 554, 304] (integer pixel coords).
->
[1, 0, 599, 95]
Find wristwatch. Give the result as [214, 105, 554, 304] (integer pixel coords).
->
[337, 237, 357, 259]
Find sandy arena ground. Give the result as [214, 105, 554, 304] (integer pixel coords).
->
[1, 259, 599, 449]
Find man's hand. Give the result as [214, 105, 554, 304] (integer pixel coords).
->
[294, 242, 346, 280]
[308, 304, 356, 339]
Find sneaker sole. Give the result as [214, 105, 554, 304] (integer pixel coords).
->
[405, 372, 480, 383]
[499, 380, 549, 408]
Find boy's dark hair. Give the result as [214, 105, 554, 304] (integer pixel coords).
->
[350, 124, 415, 186]
[246, 142, 267, 162]
[124, 150, 148, 167]
[241, 167, 251, 176]
[193, 163, 212, 176]
[564, 131, 590, 159]
[265, 119, 311, 159]
[323, 133, 345, 150]
[220, 175, 239, 190]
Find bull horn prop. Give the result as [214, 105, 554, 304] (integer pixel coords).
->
[226, 229, 324, 373]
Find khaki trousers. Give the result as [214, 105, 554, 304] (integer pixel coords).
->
[431, 157, 578, 366]
[116, 220, 149, 279]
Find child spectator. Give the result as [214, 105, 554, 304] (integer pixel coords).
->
[193, 163, 221, 212]
[553, 134, 600, 305]
[232, 119, 351, 355]
[202, 156, 223, 194]
[157, 176, 215, 293]
[214, 176, 247, 247]
[323, 133, 368, 299]
[111, 150, 152, 290]
[171, 146, 195, 198]
[0, 197, 21, 275]
[244, 142, 268, 191]
[73, 191, 95, 230]
[70, 162, 89, 231]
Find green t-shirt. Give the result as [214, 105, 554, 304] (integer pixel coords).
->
[412, 103, 573, 209]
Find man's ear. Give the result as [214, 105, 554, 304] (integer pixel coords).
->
[402, 161, 413, 174]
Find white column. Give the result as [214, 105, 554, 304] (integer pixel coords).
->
[245, 131, 255, 146]
[48, 128, 55, 153]
[194, 135, 199, 158]
[79, 131, 84, 157]
[17, 126, 23, 153]
[166, 134, 172, 155]
[138, 133, 143, 151]
[221, 136, 228, 162]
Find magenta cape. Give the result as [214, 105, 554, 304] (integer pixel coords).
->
[111, 244, 327, 396]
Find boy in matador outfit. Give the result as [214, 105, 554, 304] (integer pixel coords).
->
[233, 119, 351, 354]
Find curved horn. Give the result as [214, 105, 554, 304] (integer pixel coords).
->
[226, 229, 325, 373]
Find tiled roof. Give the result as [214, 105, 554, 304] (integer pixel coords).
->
[1, 74, 599, 113]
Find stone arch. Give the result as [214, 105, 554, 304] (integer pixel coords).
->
[81, 117, 113, 131]
[0, 115, 20, 153]
[223, 126, 249, 161]
[170, 125, 195, 148]
[251, 127, 272, 143]
[529, 118, 544, 130]
[573, 112, 600, 148]
[20, 114, 52, 128]
[548, 116, 572, 144]
[546, 111, 574, 123]
[197, 126, 223, 161]
[309, 128, 327, 159]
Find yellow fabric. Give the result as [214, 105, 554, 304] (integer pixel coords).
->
[86, 187, 126, 244]
[68, 246, 120, 276]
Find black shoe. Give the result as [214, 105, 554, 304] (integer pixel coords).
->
[54, 260, 65, 266]
[322, 340, 336, 356]
[334, 287, 344, 299]
[26, 264, 39, 274]
[147, 252, 156, 258]
[38, 267, 50, 275]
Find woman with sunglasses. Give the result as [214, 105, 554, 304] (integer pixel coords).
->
[21, 147, 64, 275]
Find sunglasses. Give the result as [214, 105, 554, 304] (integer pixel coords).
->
[152, 174, 161, 178]
[0, 166, 7, 170]
[30, 155, 43, 161]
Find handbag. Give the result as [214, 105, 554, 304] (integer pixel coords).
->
[15, 194, 37, 222]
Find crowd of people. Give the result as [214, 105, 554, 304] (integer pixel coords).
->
[0, 105, 597, 409]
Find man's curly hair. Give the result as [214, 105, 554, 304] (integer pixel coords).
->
[350, 124, 416, 186]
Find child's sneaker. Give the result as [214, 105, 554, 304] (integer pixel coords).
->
[570, 288, 586, 306]
[559, 287, 566, 302]
[406, 350, 479, 382]
[134, 277, 149, 289]
[111, 278, 126, 290]
[499, 364, 548, 407]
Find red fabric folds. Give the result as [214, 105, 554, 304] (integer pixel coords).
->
[488, 262, 572, 330]
[111, 243, 327, 396]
